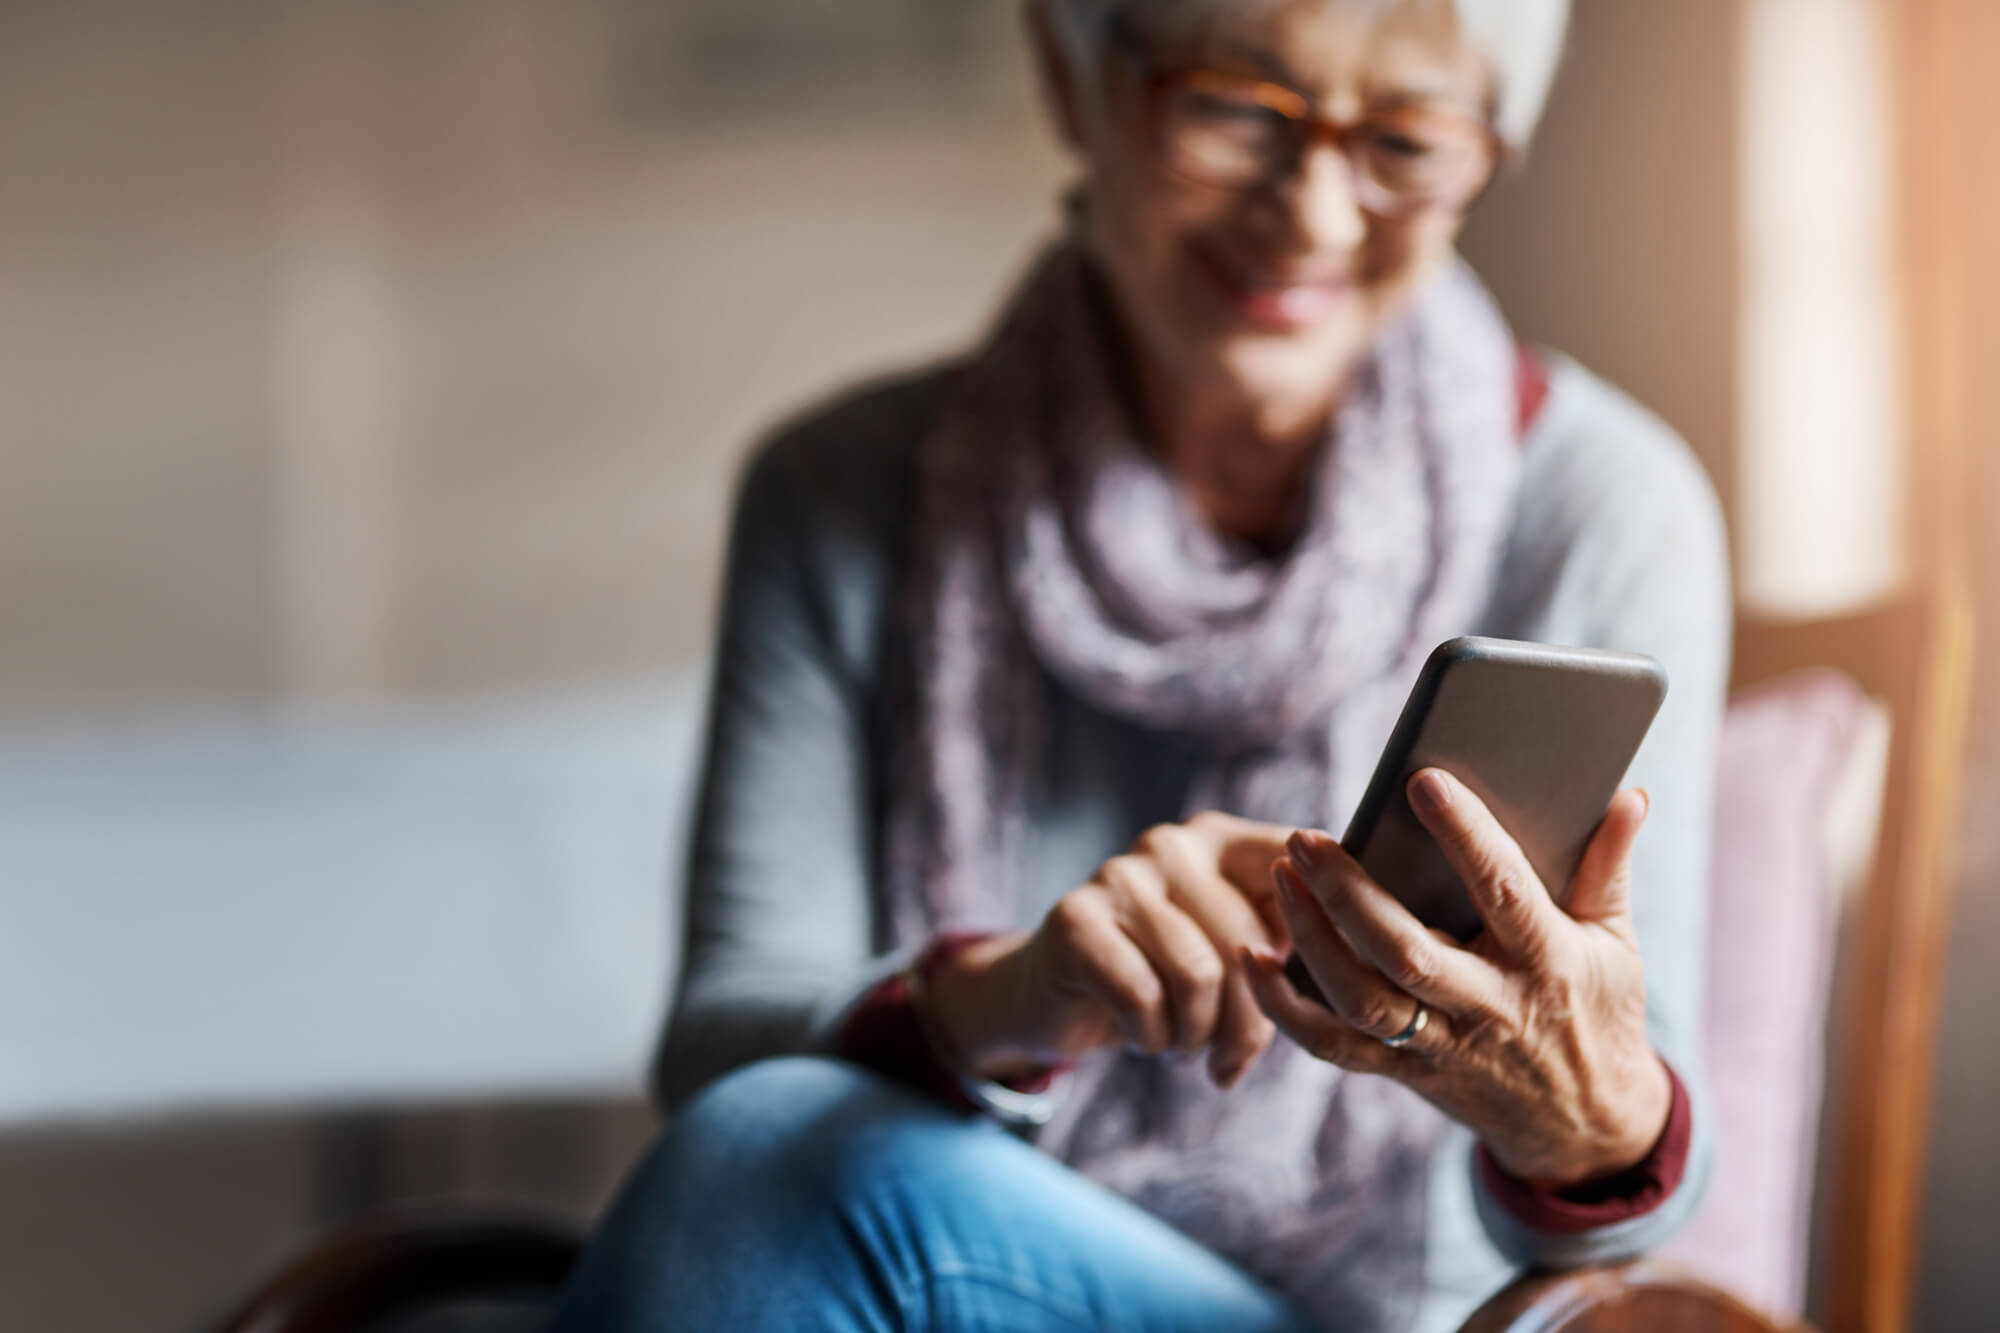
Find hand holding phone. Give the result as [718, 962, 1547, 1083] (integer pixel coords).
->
[1285, 636, 1665, 998]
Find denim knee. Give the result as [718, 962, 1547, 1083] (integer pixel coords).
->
[676, 1055, 888, 1140]
[560, 1056, 1313, 1333]
[554, 1058, 994, 1333]
[650, 1056, 946, 1208]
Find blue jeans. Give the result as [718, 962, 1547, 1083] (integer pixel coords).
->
[550, 1056, 1315, 1332]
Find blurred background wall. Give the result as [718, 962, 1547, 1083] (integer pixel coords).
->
[1, 1, 1993, 1330]
[1, 0, 1064, 717]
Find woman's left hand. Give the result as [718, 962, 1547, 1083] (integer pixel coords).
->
[1243, 767, 1671, 1188]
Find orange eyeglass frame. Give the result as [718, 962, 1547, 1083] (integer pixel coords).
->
[1107, 16, 1504, 213]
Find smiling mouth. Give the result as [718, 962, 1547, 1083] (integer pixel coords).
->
[1190, 241, 1356, 331]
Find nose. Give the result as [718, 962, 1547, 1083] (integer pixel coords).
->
[1269, 140, 1368, 255]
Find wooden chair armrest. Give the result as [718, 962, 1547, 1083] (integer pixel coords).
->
[210, 1204, 586, 1333]
[1456, 1261, 1815, 1333]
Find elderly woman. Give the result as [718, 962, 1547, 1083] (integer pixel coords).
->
[554, 0, 1727, 1329]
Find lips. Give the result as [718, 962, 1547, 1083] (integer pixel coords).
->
[1189, 240, 1355, 332]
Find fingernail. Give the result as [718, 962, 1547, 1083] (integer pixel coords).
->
[1636, 787, 1652, 818]
[1239, 944, 1281, 972]
[1410, 769, 1452, 815]
[1287, 829, 1329, 867]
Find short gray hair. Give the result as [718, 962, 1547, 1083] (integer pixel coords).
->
[1042, 0, 1571, 150]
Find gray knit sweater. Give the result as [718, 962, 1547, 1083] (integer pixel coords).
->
[652, 349, 1731, 1331]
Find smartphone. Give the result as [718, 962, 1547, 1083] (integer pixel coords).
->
[1284, 636, 1666, 1000]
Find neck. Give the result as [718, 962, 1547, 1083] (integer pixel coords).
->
[1131, 358, 1347, 550]
[1073, 243, 1354, 548]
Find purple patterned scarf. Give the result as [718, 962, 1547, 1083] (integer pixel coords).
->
[884, 238, 1522, 1330]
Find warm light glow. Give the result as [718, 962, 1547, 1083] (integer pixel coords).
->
[1739, 0, 1904, 614]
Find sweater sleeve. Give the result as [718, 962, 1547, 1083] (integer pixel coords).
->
[1477, 1058, 1694, 1232]
[646, 419, 916, 1113]
[1471, 363, 1732, 1267]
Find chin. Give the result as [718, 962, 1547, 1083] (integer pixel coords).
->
[1203, 321, 1368, 409]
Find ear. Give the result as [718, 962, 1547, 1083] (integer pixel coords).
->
[1022, 0, 1088, 150]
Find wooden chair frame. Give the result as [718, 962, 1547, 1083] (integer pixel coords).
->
[1727, 586, 1974, 1333]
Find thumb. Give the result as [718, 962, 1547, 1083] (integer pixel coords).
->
[1563, 787, 1649, 927]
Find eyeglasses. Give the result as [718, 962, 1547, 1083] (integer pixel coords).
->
[1108, 20, 1500, 218]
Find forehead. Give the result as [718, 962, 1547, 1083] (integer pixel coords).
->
[1143, 0, 1489, 105]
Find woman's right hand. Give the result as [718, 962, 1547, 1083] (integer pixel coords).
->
[922, 812, 1296, 1090]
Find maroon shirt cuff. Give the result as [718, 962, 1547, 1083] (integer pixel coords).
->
[1475, 1059, 1693, 1235]
[835, 969, 983, 1113]
[834, 933, 1065, 1114]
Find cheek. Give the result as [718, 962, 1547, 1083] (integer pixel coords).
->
[1362, 215, 1461, 315]
[1085, 162, 1237, 360]
[1092, 162, 1217, 287]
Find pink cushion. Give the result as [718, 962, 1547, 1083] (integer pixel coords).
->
[1659, 668, 1869, 1317]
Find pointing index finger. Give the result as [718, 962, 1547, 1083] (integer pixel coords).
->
[1190, 813, 1298, 948]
